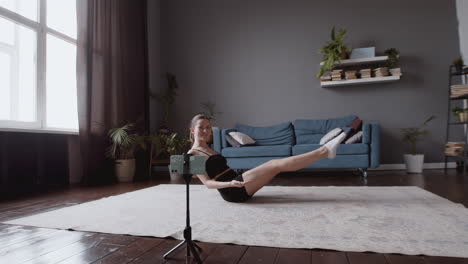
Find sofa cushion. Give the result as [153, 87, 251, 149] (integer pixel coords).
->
[292, 143, 368, 155]
[294, 115, 357, 144]
[222, 145, 291, 158]
[235, 122, 295, 146]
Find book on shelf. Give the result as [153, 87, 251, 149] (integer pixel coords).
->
[450, 84, 468, 97]
[451, 89, 468, 92]
[389, 68, 402, 76]
[451, 84, 468, 89]
[359, 69, 372, 78]
[345, 70, 357, 80]
[331, 70, 343, 81]
[373, 67, 389, 77]
[445, 142, 465, 156]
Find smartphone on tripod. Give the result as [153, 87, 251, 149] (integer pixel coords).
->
[169, 154, 206, 175]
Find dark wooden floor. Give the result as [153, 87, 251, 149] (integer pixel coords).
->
[1, 169, 467, 264]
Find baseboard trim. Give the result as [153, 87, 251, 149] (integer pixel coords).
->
[371, 162, 457, 171]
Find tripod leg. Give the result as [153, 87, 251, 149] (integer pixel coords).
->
[192, 241, 203, 252]
[163, 240, 186, 259]
[188, 242, 203, 263]
[187, 240, 190, 257]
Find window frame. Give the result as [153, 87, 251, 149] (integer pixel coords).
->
[0, 0, 78, 135]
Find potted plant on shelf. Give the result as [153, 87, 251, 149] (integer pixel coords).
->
[401, 115, 435, 173]
[452, 107, 468, 122]
[384, 48, 400, 74]
[107, 123, 147, 182]
[316, 26, 350, 78]
[452, 57, 464, 73]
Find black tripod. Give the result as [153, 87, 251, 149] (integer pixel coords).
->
[163, 154, 203, 263]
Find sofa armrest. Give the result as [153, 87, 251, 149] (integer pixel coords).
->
[212, 127, 221, 153]
[221, 128, 237, 149]
[363, 123, 380, 168]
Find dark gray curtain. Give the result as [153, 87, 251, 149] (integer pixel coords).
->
[76, 0, 149, 185]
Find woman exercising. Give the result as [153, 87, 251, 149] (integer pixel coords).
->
[187, 114, 347, 203]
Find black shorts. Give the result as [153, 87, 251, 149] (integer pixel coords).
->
[217, 174, 252, 203]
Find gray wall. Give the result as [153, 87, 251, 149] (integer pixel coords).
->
[149, 0, 461, 164]
[457, 0, 468, 62]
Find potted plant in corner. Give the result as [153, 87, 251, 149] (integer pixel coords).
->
[401, 115, 435, 173]
[452, 107, 468, 122]
[150, 73, 179, 135]
[316, 26, 350, 78]
[107, 123, 147, 182]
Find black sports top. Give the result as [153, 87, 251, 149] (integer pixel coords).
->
[191, 148, 234, 181]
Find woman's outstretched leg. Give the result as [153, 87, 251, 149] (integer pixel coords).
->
[242, 133, 346, 196]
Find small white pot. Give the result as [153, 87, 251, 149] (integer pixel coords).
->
[403, 154, 424, 173]
[168, 165, 183, 181]
[458, 112, 468, 123]
[115, 159, 136, 182]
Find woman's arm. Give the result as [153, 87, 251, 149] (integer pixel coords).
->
[195, 173, 245, 189]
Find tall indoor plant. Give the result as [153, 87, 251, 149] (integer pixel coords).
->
[401, 115, 435, 173]
[107, 123, 146, 182]
[316, 26, 350, 78]
[151, 73, 179, 134]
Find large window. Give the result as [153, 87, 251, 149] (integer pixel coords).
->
[0, 0, 78, 133]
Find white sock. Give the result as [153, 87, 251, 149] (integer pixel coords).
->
[324, 132, 346, 159]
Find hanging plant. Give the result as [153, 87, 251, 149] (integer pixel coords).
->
[316, 26, 350, 78]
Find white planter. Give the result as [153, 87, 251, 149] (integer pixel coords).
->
[115, 159, 136, 182]
[403, 154, 424, 173]
[458, 112, 468, 122]
[168, 165, 183, 181]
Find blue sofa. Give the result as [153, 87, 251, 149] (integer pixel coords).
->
[211, 115, 380, 178]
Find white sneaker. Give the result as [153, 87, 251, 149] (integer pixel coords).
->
[324, 132, 346, 159]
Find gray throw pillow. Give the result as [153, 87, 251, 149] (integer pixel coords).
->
[226, 134, 241, 147]
[229, 131, 256, 146]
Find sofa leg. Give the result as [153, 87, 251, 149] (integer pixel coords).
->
[357, 168, 368, 185]
[358, 168, 368, 179]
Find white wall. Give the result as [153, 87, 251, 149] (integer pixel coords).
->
[457, 0, 468, 62]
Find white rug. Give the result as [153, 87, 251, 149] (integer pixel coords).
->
[4, 185, 468, 258]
